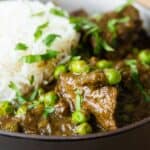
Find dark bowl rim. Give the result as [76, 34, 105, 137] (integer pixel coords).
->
[0, 117, 149, 141]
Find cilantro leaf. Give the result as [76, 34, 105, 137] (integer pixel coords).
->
[43, 34, 60, 47]
[70, 17, 114, 54]
[15, 43, 28, 51]
[34, 22, 49, 41]
[43, 107, 55, 118]
[9, 81, 26, 104]
[107, 17, 130, 33]
[29, 75, 35, 85]
[50, 8, 68, 17]
[21, 50, 59, 64]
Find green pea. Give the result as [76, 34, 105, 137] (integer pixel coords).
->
[75, 123, 92, 135]
[138, 50, 150, 65]
[0, 101, 14, 117]
[105, 68, 122, 85]
[16, 105, 27, 118]
[44, 91, 58, 107]
[69, 60, 90, 74]
[96, 60, 113, 70]
[54, 65, 67, 79]
[72, 111, 88, 125]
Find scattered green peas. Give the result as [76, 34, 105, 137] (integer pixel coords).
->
[0, 101, 14, 117]
[75, 123, 92, 135]
[16, 105, 27, 118]
[72, 111, 88, 125]
[44, 91, 58, 107]
[105, 68, 122, 85]
[69, 60, 90, 74]
[54, 65, 67, 79]
[138, 50, 150, 65]
[96, 60, 113, 70]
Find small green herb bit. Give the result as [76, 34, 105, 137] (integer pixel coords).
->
[54, 65, 67, 79]
[9, 81, 27, 104]
[32, 11, 45, 17]
[34, 22, 49, 41]
[15, 43, 28, 51]
[21, 50, 59, 64]
[50, 8, 68, 17]
[125, 59, 150, 102]
[108, 17, 130, 33]
[70, 17, 114, 54]
[29, 75, 35, 85]
[43, 34, 60, 47]
[75, 90, 83, 111]
[43, 107, 55, 118]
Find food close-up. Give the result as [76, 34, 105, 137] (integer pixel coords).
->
[0, 0, 149, 138]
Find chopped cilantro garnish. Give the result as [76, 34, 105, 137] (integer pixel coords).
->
[15, 43, 28, 51]
[9, 81, 26, 104]
[43, 107, 55, 118]
[70, 17, 114, 54]
[50, 8, 68, 17]
[29, 75, 35, 85]
[115, 0, 135, 12]
[43, 34, 60, 47]
[34, 22, 49, 41]
[126, 59, 150, 102]
[75, 90, 83, 111]
[108, 17, 130, 33]
[21, 50, 59, 64]
[107, 16, 130, 39]
[28, 89, 39, 101]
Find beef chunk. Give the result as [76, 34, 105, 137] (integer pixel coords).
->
[56, 71, 118, 131]
[96, 6, 142, 59]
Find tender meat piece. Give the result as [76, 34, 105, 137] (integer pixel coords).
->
[21, 101, 74, 136]
[0, 116, 20, 132]
[56, 71, 118, 131]
[99, 5, 141, 43]
[94, 6, 142, 59]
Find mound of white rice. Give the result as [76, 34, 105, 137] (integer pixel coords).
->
[0, 0, 79, 101]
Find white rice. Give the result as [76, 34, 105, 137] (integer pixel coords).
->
[0, 0, 79, 101]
